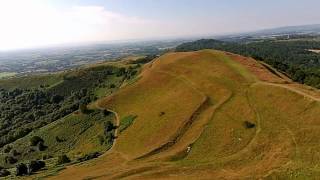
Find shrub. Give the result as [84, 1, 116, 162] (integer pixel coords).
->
[51, 95, 64, 103]
[16, 163, 28, 176]
[102, 109, 111, 117]
[30, 136, 44, 146]
[27, 148, 36, 153]
[10, 149, 20, 156]
[0, 169, 10, 177]
[77, 152, 101, 162]
[5, 156, 17, 164]
[55, 136, 65, 143]
[37, 141, 47, 151]
[104, 121, 114, 133]
[109, 84, 116, 88]
[42, 154, 53, 160]
[159, 112, 165, 117]
[244, 121, 256, 129]
[98, 135, 105, 145]
[116, 68, 126, 77]
[27, 160, 45, 174]
[105, 133, 115, 144]
[79, 103, 88, 114]
[57, 155, 71, 165]
[3, 145, 12, 153]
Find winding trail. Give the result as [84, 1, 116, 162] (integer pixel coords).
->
[257, 82, 320, 102]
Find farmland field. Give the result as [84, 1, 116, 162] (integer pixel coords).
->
[0, 72, 16, 79]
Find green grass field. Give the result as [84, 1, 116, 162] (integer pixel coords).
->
[0, 72, 17, 79]
[0, 73, 62, 89]
[119, 115, 137, 133]
[0, 110, 115, 179]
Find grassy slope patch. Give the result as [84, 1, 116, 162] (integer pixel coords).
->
[0, 73, 63, 90]
[0, 110, 115, 168]
[0, 72, 17, 79]
[119, 115, 137, 133]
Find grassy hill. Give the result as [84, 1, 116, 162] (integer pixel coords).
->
[45, 50, 320, 179]
[176, 39, 320, 89]
[0, 58, 141, 178]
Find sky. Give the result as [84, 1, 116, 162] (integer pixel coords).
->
[0, 0, 320, 50]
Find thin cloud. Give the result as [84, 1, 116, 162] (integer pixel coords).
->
[0, 1, 156, 50]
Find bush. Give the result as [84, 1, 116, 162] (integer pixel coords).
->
[244, 121, 256, 129]
[5, 156, 17, 164]
[102, 109, 111, 117]
[55, 136, 65, 143]
[57, 155, 71, 165]
[42, 154, 53, 160]
[98, 135, 105, 145]
[27, 148, 36, 153]
[30, 136, 44, 146]
[104, 121, 114, 133]
[0, 169, 10, 177]
[109, 84, 116, 88]
[37, 141, 47, 151]
[3, 145, 12, 153]
[77, 152, 101, 162]
[159, 112, 165, 117]
[16, 163, 28, 176]
[27, 160, 45, 174]
[10, 149, 20, 156]
[79, 103, 88, 114]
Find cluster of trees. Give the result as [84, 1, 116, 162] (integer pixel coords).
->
[132, 55, 158, 64]
[0, 63, 140, 174]
[176, 39, 320, 88]
[16, 160, 46, 176]
[0, 87, 93, 148]
[0, 166, 11, 177]
[0, 65, 140, 149]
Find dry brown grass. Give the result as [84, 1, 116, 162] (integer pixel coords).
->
[49, 50, 320, 180]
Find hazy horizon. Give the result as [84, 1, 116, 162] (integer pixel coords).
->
[1, 0, 320, 51]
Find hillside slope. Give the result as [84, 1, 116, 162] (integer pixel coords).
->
[49, 50, 320, 179]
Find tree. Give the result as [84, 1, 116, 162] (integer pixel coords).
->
[57, 155, 71, 165]
[55, 136, 65, 143]
[101, 109, 111, 117]
[104, 121, 114, 133]
[30, 136, 44, 146]
[3, 145, 12, 153]
[5, 156, 17, 164]
[37, 141, 47, 151]
[10, 149, 20, 156]
[0, 168, 10, 177]
[27, 160, 45, 174]
[79, 103, 88, 114]
[51, 95, 64, 103]
[16, 163, 28, 176]
[244, 121, 256, 129]
[116, 68, 126, 77]
[109, 84, 116, 88]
